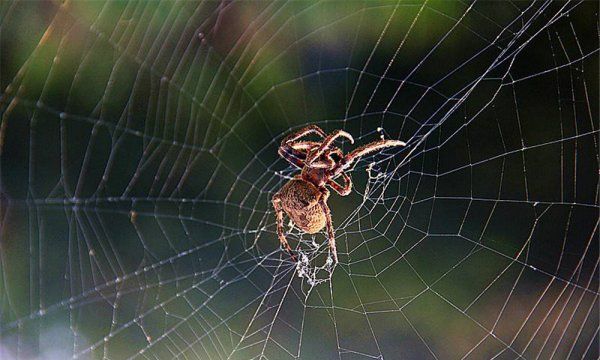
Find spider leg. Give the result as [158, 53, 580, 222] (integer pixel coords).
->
[280, 141, 321, 168]
[307, 130, 354, 166]
[306, 147, 344, 169]
[278, 126, 326, 168]
[291, 141, 321, 152]
[308, 151, 336, 169]
[306, 159, 334, 169]
[318, 188, 338, 264]
[345, 139, 406, 163]
[272, 193, 295, 260]
[278, 145, 307, 168]
[327, 172, 352, 196]
[284, 125, 326, 143]
[328, 147, 344, 158]
[332, 139, 406, 176]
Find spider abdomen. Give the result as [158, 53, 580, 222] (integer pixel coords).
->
[279, 179, 326, 234]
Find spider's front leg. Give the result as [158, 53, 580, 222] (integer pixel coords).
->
[307, 130, 354, 166]
[344, 139, 406, 165]
[307, 147, 344, 169]
[318, 188, 338, 264]
[284, 125, 326, 143]
[272, 193, 295, 260]
[278, 125, 326, 168]
[331, 139, 406, 177]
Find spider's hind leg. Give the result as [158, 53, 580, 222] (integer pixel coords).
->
[318, 188, 338, 264]
[272, 193, 295, 260]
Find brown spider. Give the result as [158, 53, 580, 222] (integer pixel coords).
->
[272, 125, 406, 264]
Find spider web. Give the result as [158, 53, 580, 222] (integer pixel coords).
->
[0, 1, 598, 359]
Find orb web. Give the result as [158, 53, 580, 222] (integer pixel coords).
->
[0, 1, 598, 359]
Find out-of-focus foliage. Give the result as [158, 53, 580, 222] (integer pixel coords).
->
[1, 1, 598, 359]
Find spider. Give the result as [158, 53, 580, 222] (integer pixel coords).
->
[272, 125, 406, 264]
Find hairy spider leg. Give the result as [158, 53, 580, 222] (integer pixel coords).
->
[306, 130, 354, 166]
[278, 125, 326, 168]
[304, 147, 344, 169]
[271, 193, 296, 260]
[290, 141, 327, 165]
[330, 139, 406, 177]
[317, 188, 338, 264]
[284, 125, 326, 142]
[290, 141, 322, 151]
[327, 172, 352, 196]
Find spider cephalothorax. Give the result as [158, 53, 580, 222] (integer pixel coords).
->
[272, 125, 406, 263]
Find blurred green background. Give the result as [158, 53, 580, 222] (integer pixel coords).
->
[0, 1, 598, 359]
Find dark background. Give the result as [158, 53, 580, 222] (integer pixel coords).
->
[1, 1, 598, 359]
